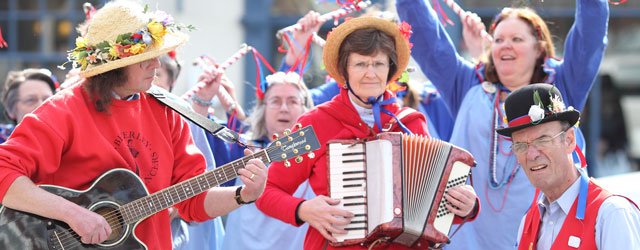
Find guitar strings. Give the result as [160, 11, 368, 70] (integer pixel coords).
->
[51, 130, 310, 249]
[53, 153, 261, 248]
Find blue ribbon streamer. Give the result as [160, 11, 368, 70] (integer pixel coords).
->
[576, 168, 589, 220]
[367, 96, 412, 134]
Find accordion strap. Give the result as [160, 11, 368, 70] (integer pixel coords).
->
[381, 107, 415, 132]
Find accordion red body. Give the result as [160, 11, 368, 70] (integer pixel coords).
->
[327, 133, 475, 248]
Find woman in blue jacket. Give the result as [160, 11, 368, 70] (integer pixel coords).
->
[396, 0, 609, 249]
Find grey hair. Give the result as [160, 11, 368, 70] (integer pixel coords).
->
[247, 72, 314, 140]
[2, 69, 56, 123]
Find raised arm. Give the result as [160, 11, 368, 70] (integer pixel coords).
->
[555, 0, 609, 111]
[395, 0, 479, 116]
[278, 11, 340, 105]
[284, 11, 324, 70]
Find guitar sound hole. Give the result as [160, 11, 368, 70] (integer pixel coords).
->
[93, 205, 126, 245]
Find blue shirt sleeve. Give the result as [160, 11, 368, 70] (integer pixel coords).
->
[396, 0, 480, 118]
[418, 84, 454, 141]
[553, 0, 609, 111]
[595, 196, 640, 249]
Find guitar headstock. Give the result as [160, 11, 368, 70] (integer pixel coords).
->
[267, 124, 320, 167]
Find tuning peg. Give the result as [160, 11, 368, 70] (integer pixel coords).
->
[295, 123, 302, 129]
[307, 152, 315, 159]
[272, 133, 279, 140]
[283, 129, 291, 136]
[284, 160, 291, 168]
[287, 136, 293, 142]
[275, 141, 282, 147]
[281, 153, 287, 160]
[298, 130, 305, 137]
[293, 149, 299, 154]
[295, 156, 303, 163]
[305, 145, 311, 150]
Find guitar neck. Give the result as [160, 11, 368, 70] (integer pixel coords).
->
[120, 150, 270, 224]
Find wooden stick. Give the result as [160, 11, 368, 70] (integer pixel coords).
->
[275, 0, 371, 39]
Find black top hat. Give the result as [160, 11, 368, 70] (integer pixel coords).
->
[496, 83, 580, 137]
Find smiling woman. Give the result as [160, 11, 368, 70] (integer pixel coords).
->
[396, 0, 610, 248]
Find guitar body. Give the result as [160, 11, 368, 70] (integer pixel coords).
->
[0, 125, 322, 250]
[0, 169, 149, 250]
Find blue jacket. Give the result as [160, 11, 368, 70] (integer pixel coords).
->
[396, 0, 608, 249]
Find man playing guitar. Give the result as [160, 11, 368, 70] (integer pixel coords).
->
[0, 1, 268, 249]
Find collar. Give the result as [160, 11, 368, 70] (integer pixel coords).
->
[112, 92, 140, 101]
[349, 96, 375, 128]
[538, 175, 582, 217]
[350, 96, 374, 116]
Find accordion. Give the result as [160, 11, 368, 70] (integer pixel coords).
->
[327, 132, 475, 248]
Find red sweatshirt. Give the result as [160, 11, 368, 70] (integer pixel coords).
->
[256, 89, 433, 249]
[0, 84, 212, 249]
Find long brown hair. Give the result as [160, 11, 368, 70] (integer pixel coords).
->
[83, 67, 128, 112]
[337, 28, 398, 84]
[484, 7, 556, 84]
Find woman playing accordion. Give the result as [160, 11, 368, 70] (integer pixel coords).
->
[256, 16, 479, 249]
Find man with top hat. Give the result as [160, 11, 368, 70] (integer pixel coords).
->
[496, 83, 640, 249]
[0, 1, 266, 249]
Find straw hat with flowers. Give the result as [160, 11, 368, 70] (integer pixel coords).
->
[322, 16, 412, 87]
[63, 0, 192, 78]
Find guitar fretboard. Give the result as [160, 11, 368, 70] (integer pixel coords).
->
[119, 150, 269, 224]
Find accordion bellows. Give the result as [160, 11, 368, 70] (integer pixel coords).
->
[327, 133, 476, 248]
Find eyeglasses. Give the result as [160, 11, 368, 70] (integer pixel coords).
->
[511, 130, 566, 155]
[19, 95, 51, 107]
[349, 61, 390, 73]
[265, 97, 303, 109]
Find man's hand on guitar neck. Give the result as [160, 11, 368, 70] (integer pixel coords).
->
[202, 149, 267, 217]
[236, 148, 268, 203]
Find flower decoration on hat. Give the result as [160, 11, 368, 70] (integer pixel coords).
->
[63, 6, 193, 71]
[549, 93, 566, 113]
[387, 70, 410, 98]
[398, 21, 413, 49]
[528, 90, 545, 123]
[497, 83, 580, 137]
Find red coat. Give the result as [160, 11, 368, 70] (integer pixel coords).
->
[256, 89, 430, 249]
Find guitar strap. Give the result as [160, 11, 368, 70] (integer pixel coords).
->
[146, 85, 240, 144]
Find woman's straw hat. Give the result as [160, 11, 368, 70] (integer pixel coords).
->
[65, 1, 189, 78]
[322, 16, 410, 87]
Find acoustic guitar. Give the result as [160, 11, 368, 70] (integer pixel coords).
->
[0, 125, 319, 250]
